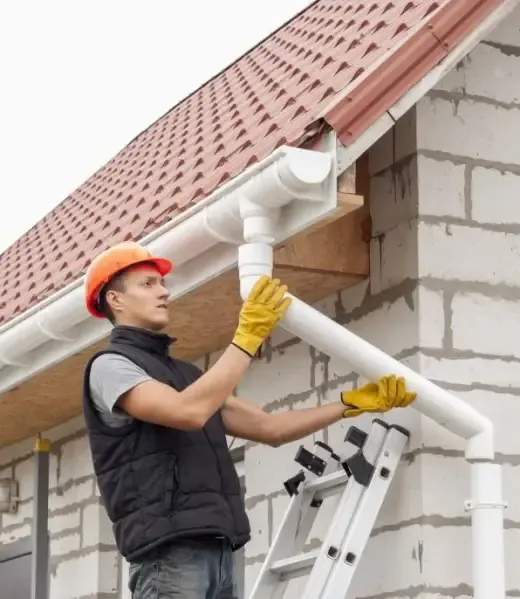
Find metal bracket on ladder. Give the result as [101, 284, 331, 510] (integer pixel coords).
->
[248, 419, 410, 599]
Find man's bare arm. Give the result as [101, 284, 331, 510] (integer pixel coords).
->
[117, 275, 291, 431]
[221, 396, 345, 447]
[118, 344, 252, 430]
[222, 375, 417, 446]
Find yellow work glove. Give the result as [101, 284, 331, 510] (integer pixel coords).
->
[340, 374, 416, 418]
[232, 275, 292, 357]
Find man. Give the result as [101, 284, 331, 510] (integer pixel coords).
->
[82, 241, 416, 599]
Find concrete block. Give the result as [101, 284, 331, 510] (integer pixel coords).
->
[418, 222, 520, 287]
[417, 154, 466, 218]
[338, 278, 369, 313]
[420, 353, 520, 389]
[2, 497, 32, 528]
[417, 95, 520, 164]
[50, 532, 81, 557]
[49, 510, 80, 535]
[406, 525, 520, 595]
[416, 389, 520, 455]
[244, 562, 262, 599]
[49, 479, 94, 512]
[472, 167, 520, 224]
[368, 108, 417, 175]
[374, 457, 423, 528]
[58, 435, 94, 485]
[369, 237, 382, 295]
[47, 416, 86, 443]
[245, 499, 269, 558]
[463, 43, 520, 105]
[420, 455, 520, 524]
[50, 549, 119, 599]
[236, 341, 316, 409]
[451, 293, 520, 356]
[417, 286, 445, 348]
[435, 58, 467, 93]
[485, 6, 520, 46]
[81, 502, 115, 548]
[0, 525, 31, 544]
[14, 457, 34, 502]
[347, 294, 419, 359]
[348, 525, 424, 597]
[370, 157, 417, 236]
[380, 220, 418, 289]
[369, 125, 394, 175]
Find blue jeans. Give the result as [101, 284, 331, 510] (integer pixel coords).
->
[128, 538, 238, 598]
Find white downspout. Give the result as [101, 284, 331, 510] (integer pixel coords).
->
[237, 204, 506, 599]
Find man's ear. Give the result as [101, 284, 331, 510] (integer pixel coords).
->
[105, 289, 124, 314]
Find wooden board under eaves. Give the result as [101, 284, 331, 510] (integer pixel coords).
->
[0, 200, 370, 449]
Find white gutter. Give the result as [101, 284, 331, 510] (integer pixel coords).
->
[0, 142, 338, 391]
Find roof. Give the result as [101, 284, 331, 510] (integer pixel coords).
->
[0, 0, 503, 325]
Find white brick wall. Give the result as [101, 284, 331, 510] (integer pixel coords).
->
[1, 7, 519, 599]
[0, 417, 120, 599]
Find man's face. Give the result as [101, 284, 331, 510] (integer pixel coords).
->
[106, 263, 170, 331]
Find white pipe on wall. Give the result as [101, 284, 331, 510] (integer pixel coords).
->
[468, 463, 506, 599]
[237, 226, 506, 598]
[237, 242, 493, 461]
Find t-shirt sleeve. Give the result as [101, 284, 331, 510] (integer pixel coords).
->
[89, 354, 152, 424]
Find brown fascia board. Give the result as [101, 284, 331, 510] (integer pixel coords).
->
[324, 0, 504, 144]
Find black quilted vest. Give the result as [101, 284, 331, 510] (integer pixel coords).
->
[82, 325, 250, 561]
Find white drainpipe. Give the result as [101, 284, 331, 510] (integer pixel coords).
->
[237, 200, 506, 599]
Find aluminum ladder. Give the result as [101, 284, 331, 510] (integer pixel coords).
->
[248, 418, 410, 599]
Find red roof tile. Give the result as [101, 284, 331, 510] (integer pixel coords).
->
[0, 0, 503, 325]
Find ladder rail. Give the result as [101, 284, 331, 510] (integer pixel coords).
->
[248, 419, 411, 599]
[321, 424, 410, 599]
[301, 420, 390, 599]
[249, 443, 340, 599]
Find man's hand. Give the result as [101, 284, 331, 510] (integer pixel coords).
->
[340, 374, 416, 418]
[232, 275, 292, 357]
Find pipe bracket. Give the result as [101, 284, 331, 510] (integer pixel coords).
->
[464, 499, 508, 512]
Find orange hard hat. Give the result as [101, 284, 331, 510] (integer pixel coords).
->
[84, 241, 173, 318]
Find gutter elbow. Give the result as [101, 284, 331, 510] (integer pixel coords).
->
[466, 417, 494, 461]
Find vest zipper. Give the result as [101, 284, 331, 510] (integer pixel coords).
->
[169, 459, 180, 514]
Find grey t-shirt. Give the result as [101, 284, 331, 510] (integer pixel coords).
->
[89, 354, 152, 427]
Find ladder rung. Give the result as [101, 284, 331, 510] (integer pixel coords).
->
[305, 470, 348, 500]
[271, 550, 319, 579]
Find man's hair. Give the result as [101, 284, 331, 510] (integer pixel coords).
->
[97, 269, 128, 324]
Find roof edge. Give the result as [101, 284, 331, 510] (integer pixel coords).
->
[324, 0, 510, 143]
[0, 143, 339, 393]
